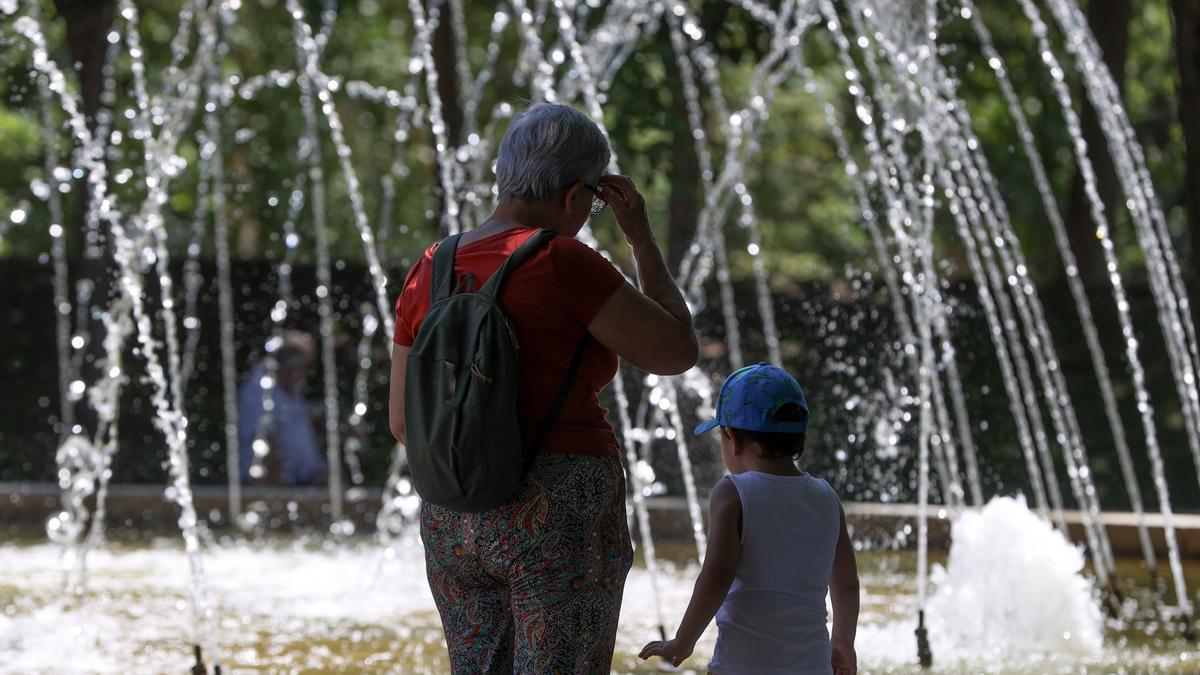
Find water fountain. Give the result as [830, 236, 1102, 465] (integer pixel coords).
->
[2, 0, 1199, 670]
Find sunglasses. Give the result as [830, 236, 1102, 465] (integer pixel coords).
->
[583, 183, 608, 215]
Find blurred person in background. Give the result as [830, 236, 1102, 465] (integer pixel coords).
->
[237, 330, 328, 487]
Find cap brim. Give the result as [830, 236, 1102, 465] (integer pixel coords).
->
[693, 418, 719, 435]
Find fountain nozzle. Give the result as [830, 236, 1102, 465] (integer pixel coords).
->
[1102, 577, 1125, 619]
[915, 609, 932, 668]
[191, 644, 206, 675]
[191, 644, 222, 675]
[1183, 612, 1196, 642]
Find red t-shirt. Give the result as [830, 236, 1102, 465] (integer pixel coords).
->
[393, 227, 627, 457]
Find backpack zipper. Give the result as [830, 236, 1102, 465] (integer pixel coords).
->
[503, 317, 519, 351]
[470, 362, 494, 383]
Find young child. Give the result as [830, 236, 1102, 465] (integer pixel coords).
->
[639, 363, 860, 674]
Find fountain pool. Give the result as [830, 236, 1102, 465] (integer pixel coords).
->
[2, 498, 1198, 673]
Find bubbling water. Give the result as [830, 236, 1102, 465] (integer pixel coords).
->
[855, 496, 1110, 669]
[926, 496, 1104, 658]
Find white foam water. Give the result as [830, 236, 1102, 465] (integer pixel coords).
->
[0, 538, 714, 674]
[4, 524, 1192, 673]
[857, 496, 1106, 671]
[927, 496, 1103, 656]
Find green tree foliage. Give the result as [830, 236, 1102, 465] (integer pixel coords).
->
[0, 1, 1187, 283]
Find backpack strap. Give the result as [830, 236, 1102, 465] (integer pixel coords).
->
[430, 233, 464, 304]
[524, 334, 590, 467]
[478, 228, 557, 299]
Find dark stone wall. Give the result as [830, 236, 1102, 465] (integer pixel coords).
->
[1, 256, 1196, 511]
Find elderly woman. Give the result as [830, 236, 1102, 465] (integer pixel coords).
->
[389, 103, 697, 673]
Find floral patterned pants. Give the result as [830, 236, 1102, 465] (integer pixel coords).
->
[420, 453, 634, 674]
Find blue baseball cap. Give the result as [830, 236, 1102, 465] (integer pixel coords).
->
[694, 363, 810, 435]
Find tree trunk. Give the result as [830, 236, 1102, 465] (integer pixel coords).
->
[53, 0, 114, 252]
[661, 25, 702, 274]
[1063, 0, 1131, 289]
[1174, 0, 1200, 334]
[429, 0, 464, 234]
[431, 1, 464, 145]
[53, 0, 115, 437]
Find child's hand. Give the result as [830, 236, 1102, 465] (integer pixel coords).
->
[831, 640, 857, 674]
[638, 637, 694, 667]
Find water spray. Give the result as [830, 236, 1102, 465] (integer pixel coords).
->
[960, 0, 1161, 584]
[345, 303, 381, 487]
[286, 0, 345, 526]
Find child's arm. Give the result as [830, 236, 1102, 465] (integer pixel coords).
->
[829, 501, 860, 674]
[639, 476, 742, 667]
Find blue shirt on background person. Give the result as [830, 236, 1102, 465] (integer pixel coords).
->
[236, 333, 327, 487]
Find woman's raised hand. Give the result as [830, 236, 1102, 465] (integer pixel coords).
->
[596, 174, 653, 247]
[586, 172, 698, 375]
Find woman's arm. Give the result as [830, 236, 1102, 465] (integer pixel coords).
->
[830, 502, 860, 674]
[588, 175, 698, 376]
[388, 344, 410, 444]
[639, 476, 741, 667]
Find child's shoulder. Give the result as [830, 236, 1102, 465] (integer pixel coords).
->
[801, 472, 842, 500]
[708, 476, 743, 521]
[710, 474, 743, 502]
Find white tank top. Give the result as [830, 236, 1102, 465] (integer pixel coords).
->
[709, 471, 841, 675]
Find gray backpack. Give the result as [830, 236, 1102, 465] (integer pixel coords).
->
[404, 228, 588, 512]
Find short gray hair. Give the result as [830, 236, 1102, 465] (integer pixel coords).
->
[495, 103, 611, 202]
